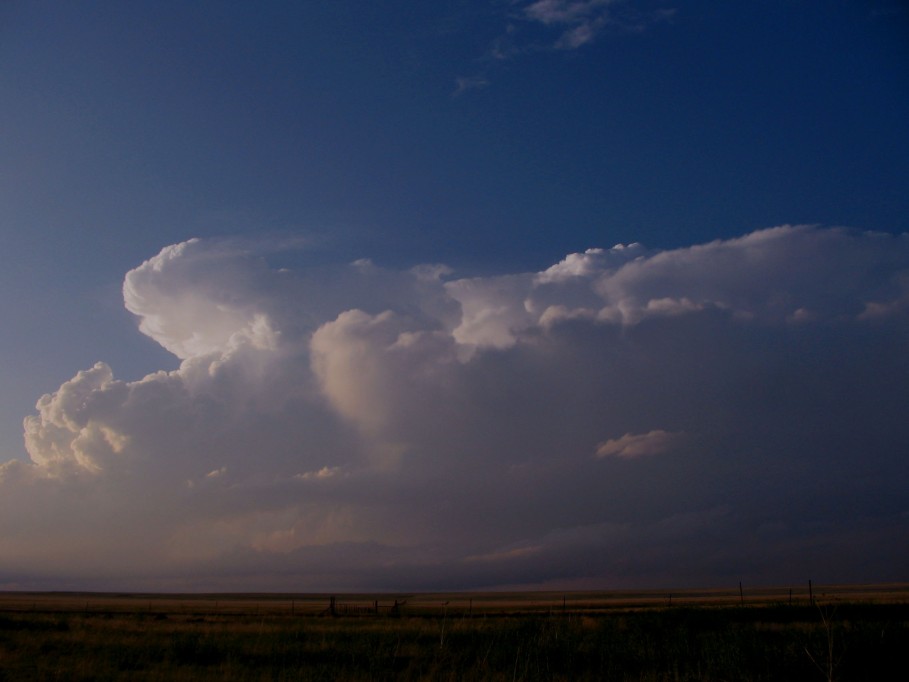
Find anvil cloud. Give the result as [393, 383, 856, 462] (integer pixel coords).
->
[2, 226, 907, 590]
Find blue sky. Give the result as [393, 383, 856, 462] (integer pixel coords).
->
[1, 1, 908, 590]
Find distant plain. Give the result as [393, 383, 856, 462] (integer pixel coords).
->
[1, 584, 907, 680]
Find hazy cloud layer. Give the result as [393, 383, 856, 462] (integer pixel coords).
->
[2, 226, 907, 590]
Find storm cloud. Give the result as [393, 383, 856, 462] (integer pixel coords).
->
[2, 225, 907, 590]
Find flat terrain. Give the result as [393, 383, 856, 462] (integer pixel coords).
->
[1, 584, 907, 680]
[3, 582, 906, 617]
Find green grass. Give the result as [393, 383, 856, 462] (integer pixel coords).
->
[0, 600, 907, 681]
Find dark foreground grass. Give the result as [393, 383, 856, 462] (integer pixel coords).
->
[0, 603, 907, 681]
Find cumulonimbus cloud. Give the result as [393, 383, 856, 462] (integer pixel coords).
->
[2, 225, 907, 590]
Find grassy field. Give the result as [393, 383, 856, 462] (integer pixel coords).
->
[0, 585, 907, 680]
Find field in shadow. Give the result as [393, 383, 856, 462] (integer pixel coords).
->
[0, 585, 907, 680]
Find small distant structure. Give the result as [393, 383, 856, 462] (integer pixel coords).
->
[320, 596, 407, 617]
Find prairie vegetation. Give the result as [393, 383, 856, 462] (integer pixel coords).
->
[0, 585, 906, 681]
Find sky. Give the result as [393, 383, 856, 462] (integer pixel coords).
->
[1, 1, 907, 591]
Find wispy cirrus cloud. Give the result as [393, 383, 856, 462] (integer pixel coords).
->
[456, 1, 676, 92]
[525, 0, 612, 26]
[522, 0, 677, 49]
[524, 0, 615, 48]
[453, 74, 490, 97]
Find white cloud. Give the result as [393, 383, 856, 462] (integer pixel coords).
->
[2, 226, 908, 590]
[122, 239, 280, 360]
[453, 75, 490, 97]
